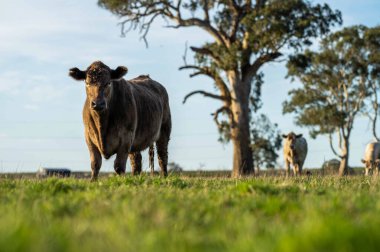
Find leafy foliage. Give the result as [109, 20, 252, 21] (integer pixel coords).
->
[250, 114, 282, 169]
[284, 25, 379, 138]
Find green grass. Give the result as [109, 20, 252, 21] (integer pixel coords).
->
[1, 174, 380, 252]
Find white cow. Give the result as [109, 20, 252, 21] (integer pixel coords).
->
[283, 132, 308, 176]
[361, 142, 380, 176]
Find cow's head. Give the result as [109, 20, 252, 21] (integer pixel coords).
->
[361, 159, 380, 170]
[69, 61, 128, 112]
[282, 132, 303, 151]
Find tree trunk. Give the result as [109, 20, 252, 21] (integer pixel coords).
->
[229, 74, 254, 178]
[338, 138, 349, 176]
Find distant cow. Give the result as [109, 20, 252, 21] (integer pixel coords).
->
[282, 132, 308, 176]
[361, 142, 380, 176]
[69, 61, 171, 181]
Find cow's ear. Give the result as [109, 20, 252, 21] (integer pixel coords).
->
[282, 134, 288, 139]
[69, 67, 86, 81]
[111, 66, 128, 80]
[361, 159, 366, 164]
[296, 134, 303, 138]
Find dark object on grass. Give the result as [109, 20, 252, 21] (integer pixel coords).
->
[168, 162, 183, 173]
[37, 168, 71, 178]
[321, 159, 341, 175]
[69, 61, 171, 181]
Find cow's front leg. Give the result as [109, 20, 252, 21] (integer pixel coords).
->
[86, 139, 102, 181]
[129, 152, 142, 175]
[114, 151, 128, 175]
[365, 168, 370, 176]
[285, 160, 290, 177]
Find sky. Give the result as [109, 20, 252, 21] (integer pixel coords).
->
[0, 0, 379, 173]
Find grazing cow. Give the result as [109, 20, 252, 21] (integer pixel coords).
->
[69, 61, 171, 180]
[282, 132, 308, 176]
[361, 142, 380, 176]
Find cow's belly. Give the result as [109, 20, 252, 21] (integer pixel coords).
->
[131, 128, 160, 152]
[130, 111, 163, 152]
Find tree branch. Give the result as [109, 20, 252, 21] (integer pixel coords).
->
[179, 65, 231, 103]
[212, 106, 236, 129]
[183, 90, 227, 104]
[329, 133, 344, 159]
[171, 16, 229, 47]
[114, 1, 229, 47]
[189, 46, 223, 66]
[368, 80, 379, 141]
[227, 0, 241, 40]
[243, 52, 282, 84]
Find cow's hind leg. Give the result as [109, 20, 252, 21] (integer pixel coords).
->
[149, 145, 155, 176]
[293, 164, 299, 176]
[156, 124, 170, 177]
[129, 152, 142, 175]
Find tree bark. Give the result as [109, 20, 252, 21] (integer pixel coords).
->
[229, 74, 254, 178]
[338, 137, 349, 176]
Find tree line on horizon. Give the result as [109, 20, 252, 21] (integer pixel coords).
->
[97, 0, 380, 177]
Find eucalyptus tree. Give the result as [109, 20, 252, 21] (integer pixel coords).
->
[98, 0, 341, 177]
[363, 26, 380, 141]
[284, 25, 380, 176]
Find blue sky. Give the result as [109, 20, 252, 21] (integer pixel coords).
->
[0, 0, 379, 172]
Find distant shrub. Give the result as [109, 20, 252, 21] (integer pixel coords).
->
[322, 159, 355, 175]
[168, 162, 184, 173]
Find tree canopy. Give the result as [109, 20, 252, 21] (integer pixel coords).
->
[250, 114, 282, 170]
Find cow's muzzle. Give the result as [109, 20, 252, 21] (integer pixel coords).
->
[91, 100, 106, 111]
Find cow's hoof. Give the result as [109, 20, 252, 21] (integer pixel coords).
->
[114, 168, 125, 175]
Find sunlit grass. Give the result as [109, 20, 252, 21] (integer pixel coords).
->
[0, 175, 379, 252]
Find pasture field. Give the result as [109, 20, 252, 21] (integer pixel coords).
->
[1, 173, 380, 252]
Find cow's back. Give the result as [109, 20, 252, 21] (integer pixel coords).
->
[364, 142, 380, 161]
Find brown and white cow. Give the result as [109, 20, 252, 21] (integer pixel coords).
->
[361, 142, 380, 176]
[69, 61, 171, 180]
[282, 132, 308, 176]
